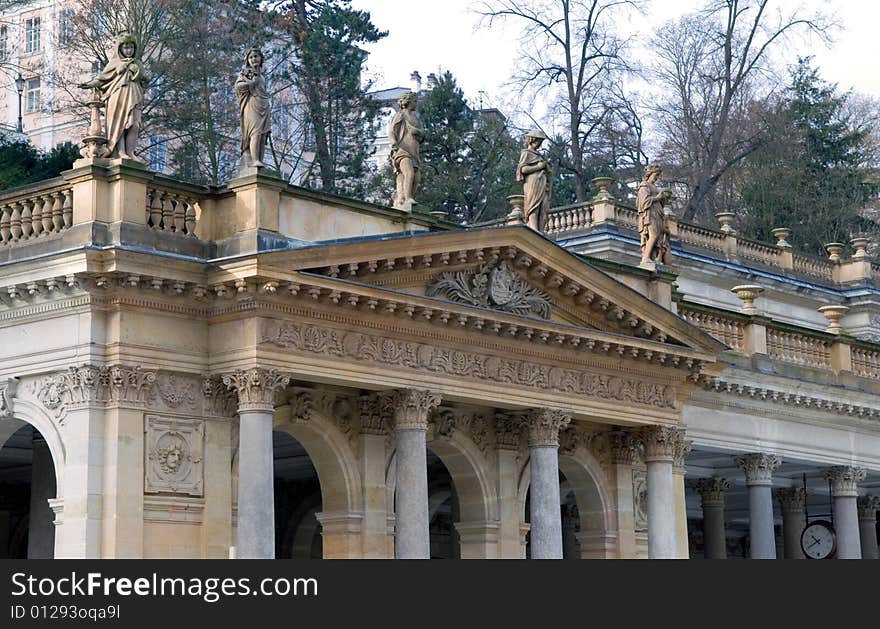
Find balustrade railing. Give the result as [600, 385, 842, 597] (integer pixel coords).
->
[767, 327, 832, 369]
[852, 346, 880, 380]
[0, 179, 74, 245]
[678, 307, 745, 351]
[146, 183, 202, 237]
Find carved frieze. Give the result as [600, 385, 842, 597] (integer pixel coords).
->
[33, 365, 157, 420]
[0, 377, 18, 419]
[426, 260, 552, 319]
[261, 321, 677, 410]
[145, 415, 204, 496]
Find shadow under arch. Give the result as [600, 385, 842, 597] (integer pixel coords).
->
[0, 398, 66, 495]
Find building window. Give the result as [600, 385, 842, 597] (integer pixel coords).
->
[59, 9, 74, 47]
[26, 78, 40, 113]
[149, 136, 167, 172]
[0, 26, 7, 63]
[25, 16, 41, 54]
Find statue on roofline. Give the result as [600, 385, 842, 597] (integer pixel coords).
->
[388, 91, 424, 211]
[636, 164, 673, 268]
[516, 129, 551, 232]
[235, 47, 272, 170]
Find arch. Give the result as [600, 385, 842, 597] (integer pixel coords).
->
[0, 398, 65, 495]
[273, 409, 363, 516]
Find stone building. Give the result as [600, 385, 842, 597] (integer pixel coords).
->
[0, 156, 877, 559]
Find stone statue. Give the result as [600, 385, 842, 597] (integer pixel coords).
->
[235, 47, 272, 169]
[79, 32, 149, 160]
[389, 91, 424, 211]
[637, 164, 673, 267]
[516, 129, 551, 232]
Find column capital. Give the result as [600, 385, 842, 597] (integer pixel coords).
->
[735, 453, 781, 486]
[823, 466, 866, 497]
[494, 412, 524, 451]
[689, 478, 730, 508]
[606, 429, 642, 465]
[640, 425, 686, 463]
[525, 407, 571, 447]
[391, 389, 441, 431]
[673, 436, 692, 470]
[0, 376, 19, 419]
[358, 392, 394, 436]
[774, 487, 807, 512]
[223, 368, 290, 413]
[857, 495, 880, 520]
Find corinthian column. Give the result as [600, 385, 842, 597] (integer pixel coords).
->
[775, 488, 807, 559]
[392, 389, 441, 559]
[857, 496, 880, 560]
[735, 453, 780, 559]
[690, 478, 730, 559]
[526, 408, 570, 559]
[823, 466, 867, 559]
[224, 368, 290, 559]
[641, 426, 685, 559]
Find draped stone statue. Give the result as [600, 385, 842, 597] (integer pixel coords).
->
[388, 91, 424, 211]
[79, 33, 149, 160]
[516, 129, 551, 232]
[235, 47, 271, 169]
[636, 164, 673, 267]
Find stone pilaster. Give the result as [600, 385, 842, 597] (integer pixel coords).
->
[223, 368, 291, 559]
[823, 466, 866, 559]
[690, 478, 730, 559]
[392, 389, 441, 559]
[775, 488, 807, 559]
[857, 495, 880, 560]
[672, 435, 692, 559]
[525, 408, 570, 559]
[357, 393, 393, 559]
[735, 453, 780, 559]
[640, 426, 685, 559]
[493, 412, 524, 558]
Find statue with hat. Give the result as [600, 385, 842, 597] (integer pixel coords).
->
[79, 32, 149, 160]
[235, 47, 271, 170]
[636, 164, 673, 267]
[516, 129, 551, 232]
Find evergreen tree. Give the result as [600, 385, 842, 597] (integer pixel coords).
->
[0, 140, 79, 190]
[739, 58, 875, 254]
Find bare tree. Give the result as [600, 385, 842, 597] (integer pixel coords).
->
[480, 0, 639, 202]
[651, 0, 829, 222]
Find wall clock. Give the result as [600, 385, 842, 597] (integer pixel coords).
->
[801, 520, 836, 560]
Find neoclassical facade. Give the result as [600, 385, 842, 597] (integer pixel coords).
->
[0, 161, 878, 559]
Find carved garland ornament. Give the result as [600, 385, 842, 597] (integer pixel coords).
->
[426, 261, 552, 319]
[261, 322, 676, 410]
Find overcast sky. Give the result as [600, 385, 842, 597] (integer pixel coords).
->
[351, 0, 879, 111]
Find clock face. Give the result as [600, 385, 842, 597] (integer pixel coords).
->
[801, 521, 836, 560]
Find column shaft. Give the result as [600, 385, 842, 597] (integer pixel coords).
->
[529, 445, 563, 559]
[833, 496, 861, 559]
[394, 429, 429, 559]
[859, 517, 878, 560]
[702, 505, 726, 559]
[646, 459, 676, 559]
[236, 410, 275, 559]
[747, 485, 776, 559]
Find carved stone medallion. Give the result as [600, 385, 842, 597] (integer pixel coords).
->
[145, 415, 204, 496]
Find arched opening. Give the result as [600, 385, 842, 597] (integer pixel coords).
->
[0, 423, 57, 558]
[274, 430, 322, 559]
[427, 450, 458, 559]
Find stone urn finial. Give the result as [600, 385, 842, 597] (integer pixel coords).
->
[824, 242, 845, 262]
[771, 228, 792, 249]
[818, 305, 850, 334]
[591, 176, 615, 202]
[850, 236, 869, 260]
[506, 194, 525, 225]
[731, 285, 764, 316]
[715, 212, 736, 234]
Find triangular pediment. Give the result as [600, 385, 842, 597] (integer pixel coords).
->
[258, 226, 726, 358]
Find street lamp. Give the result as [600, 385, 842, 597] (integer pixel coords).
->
[14, 73, 25, 134]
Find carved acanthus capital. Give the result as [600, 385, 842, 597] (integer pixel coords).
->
[689, 478, 730, 508]
[602, 430, 642, 466]
[735, 453, 781, 486]
[558, 424, 591, 455]
[358, 392, 394, 436]
[391, 389, 441, 431]
[525, 408, 571, 447]
[494, 412, 524, 451]
[223, 368, 290, 413]
[34, 364, 157, 420]
[673, 436, 692, 470]
[823, 466, 866, 497]
[640, 425, 686, 463]
[857, 495, 880, 520]
[202, 375, 238, 418]
[774, 487, 807, 512]
[0, 377, 19, 419]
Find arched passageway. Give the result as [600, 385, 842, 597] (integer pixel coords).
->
[274, 430, 323, 559]
[0, 423, 57, 558]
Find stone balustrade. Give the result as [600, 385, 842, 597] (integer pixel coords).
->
[146, 183, 201, 237]
[0, 179, 73, 245]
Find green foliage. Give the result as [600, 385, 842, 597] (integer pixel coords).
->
[413, 71, 520, 224]
[0, 140, 79, 190]
[287, 0, 386, 196]
[738, 58, 876, 255]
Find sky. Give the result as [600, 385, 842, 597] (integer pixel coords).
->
[350, 0, 880, 113]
